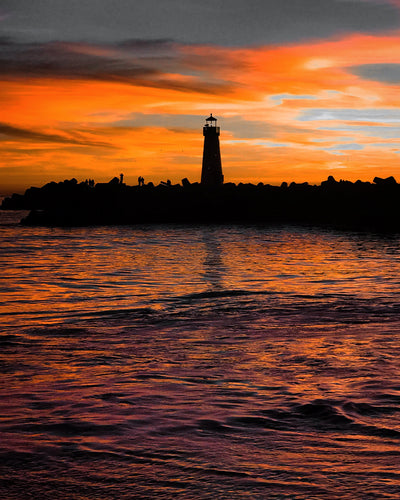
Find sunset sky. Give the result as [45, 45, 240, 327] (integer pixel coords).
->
[2, 0, 400, 193]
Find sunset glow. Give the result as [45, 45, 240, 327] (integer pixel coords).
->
[2, 1, 400, 192]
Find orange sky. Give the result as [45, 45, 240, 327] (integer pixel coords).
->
[2, 30, 400, 193]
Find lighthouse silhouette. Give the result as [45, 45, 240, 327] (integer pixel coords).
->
[201, 114, 224, 186]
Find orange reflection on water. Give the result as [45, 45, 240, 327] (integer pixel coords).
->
[2, 225, 400, 327]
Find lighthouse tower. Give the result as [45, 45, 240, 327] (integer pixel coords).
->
[201, 114, 224, 186]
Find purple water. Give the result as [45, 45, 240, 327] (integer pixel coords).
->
[1, 211, 400, 498]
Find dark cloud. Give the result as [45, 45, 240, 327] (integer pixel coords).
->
[349, 63, 400, 83]
[0, 122, 116, 148]
[1, 0, 398, 46]
[0, 39, 153, 78]
[117, 39, 176, 51]
[0, 39, 232, 94]
[105, 113, 272, 139]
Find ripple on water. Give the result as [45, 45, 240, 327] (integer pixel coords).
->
[2, 225, 400, 498]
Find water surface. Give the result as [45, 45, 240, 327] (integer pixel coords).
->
[1, 212, 400, 498]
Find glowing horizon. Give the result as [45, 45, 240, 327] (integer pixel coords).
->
[2, 1, 400, 194]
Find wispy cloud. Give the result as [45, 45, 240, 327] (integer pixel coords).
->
[318, 125, 400, 139]
[299, 109, 400, 123]
[324, 143, 365, 151]
[270, 94, 317, 106]
[225, 139, 290, 148]
[0, 122, 116, 148]
[0, 39, 233, 95]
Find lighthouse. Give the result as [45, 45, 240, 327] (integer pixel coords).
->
[201, 114, 224, 186]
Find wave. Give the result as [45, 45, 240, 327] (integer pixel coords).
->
[3, 288, 400, 330]
[174, 289, 277, 301]
[193, 398, 400, 441]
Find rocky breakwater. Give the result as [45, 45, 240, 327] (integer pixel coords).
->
[2, 175, 400, 230]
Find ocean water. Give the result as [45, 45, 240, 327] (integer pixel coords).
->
[1, 210, 400, 499]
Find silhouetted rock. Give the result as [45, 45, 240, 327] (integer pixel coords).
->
[3, 175, 400, 231]
[109, 177, 120, 185]
[373, 176, 397, 186]
[182, 177, 191, 187]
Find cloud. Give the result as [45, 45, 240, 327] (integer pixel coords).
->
[1, 0, 399, 46]
[299, 108, 400, 123]
[0, 39, 232, 95]
[0, 122, 115, 148]
[319, 125, 400, 139]
[224, 117, 273, 139]
[324, 143, 364, 151]
[0, 39, 156, 78]
[370, 142, 400, 149]
[106, 112, 275, 139]
[108, 113, 200, 130]
[349, 63, 400, 83]
[270, 94, 317, 106]
[225, 139, 290, 148]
